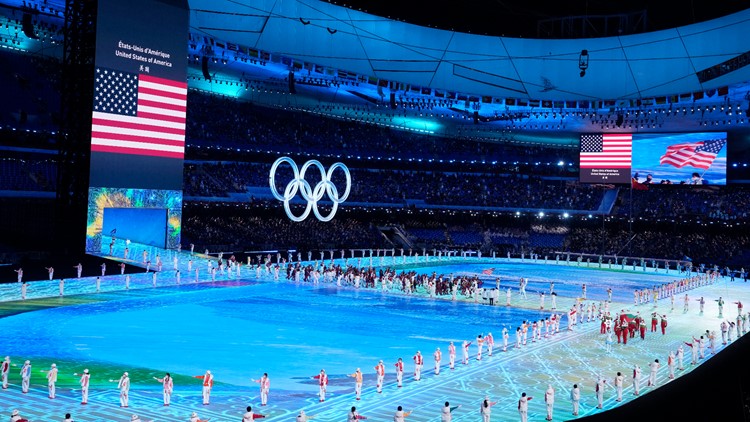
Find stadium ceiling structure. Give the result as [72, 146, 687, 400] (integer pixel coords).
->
[3, 0, 750, 145]
[189, 0, 750, 103]
[184, 0, 750, 144]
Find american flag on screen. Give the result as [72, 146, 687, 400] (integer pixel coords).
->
[91, 68, 187, 159]
[659, 139, 726, 170]
[579, 134, 632, 168]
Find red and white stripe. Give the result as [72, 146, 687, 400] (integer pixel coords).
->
[659, 142, 715, 169]
[91, 75, 187, 159]
[580, 134, 632, 168]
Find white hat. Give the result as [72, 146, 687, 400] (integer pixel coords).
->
[11, 410, 19, 416]
[51, 363, 56, 368]
[131, 415, 140, 421]
[191, 412, 198, 417]
[84, 368, 89, 373]
[24, 360, 30, 364]
[3, 356, 8, 361]
[124, 372, 129, 376]
[299, 410, 306, 416]
[206, 370, 211, 374]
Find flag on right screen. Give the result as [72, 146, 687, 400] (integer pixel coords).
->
[659, 139, 726, 169]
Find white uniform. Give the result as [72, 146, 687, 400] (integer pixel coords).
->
[480, 399, 494, 422]
[296, 411, 310, 422]
[315, 370, 328, 402]
[375, 362, 385, 392]
[448, 342, 456, 369]
[570, 385, 580, 416]
[155, 374, 173, 405]
[394, 409, 410, 422]
[79, 370, 90, 404]
[394, 360, 403, 387]
[544, 385, 554, 421]
[413, 351, 423, 380]
[46, 364, 58, 398]
[595, 377, 606, 408]
[118, 373, 130, 407]
[255, 374, 270, 405]
[6, 361, 19, 396]
[614, 373, 624, 401]
[197, 370, 213, 404]
[518, 394, 531, 422]
[648, 360, 660, 386]
[632, 365, 641, 395]
[20, 360, 31, 393]
[441, 404, 460, 422]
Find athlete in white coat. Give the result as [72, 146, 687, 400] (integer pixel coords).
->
[462, 340, 471, 365]
[313, 369, 328, 402]
[614, 372, 624, 401]
[153, 372, 173, 406]
[242, 405, 266, 421]
[393, 405, 411, 422]
[194, 370, 213, 405]
[76, 368, 90, 404]
[252, 373, 270, 406]
[116, 372, 130, 407]
[347, 368, 363, 400]
[647, 359, 660, 387]
[19, 360, 31, 393]
[347, 406, 367, 422]
[441, 402, 461, 422]
[632, 364, 642, 396]
[448, 342, 456, 369]
[413, 351, 423, 381]
[375, 360, 385, 392]
[393, 358, 403, 388]
[544, 384, 555, 420]
[480, 397, 496, 422]
[518, 392, 533, 422]
[43, 363, 58, 399]
[570, 384, 580, 416]
[1, 356, 9, 389]
[433, 348, 442, 375]
[595, 376, 606, 409]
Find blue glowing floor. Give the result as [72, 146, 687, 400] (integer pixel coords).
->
[0, 256, 742, 421]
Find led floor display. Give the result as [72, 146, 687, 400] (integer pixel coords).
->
[0, 249, 742, 421]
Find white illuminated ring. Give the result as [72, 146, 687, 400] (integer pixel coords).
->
[269, 157, 351, 222]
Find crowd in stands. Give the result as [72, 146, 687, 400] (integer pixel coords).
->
[564, 228, 750, 267]
[183, 161, 603, 210]
[182, 203, 750, 268]
[2, 51, 750, 270]
[0, 51, 61, 131]
[182, 205, 390, 252]
[615, 185, 750, 221]
[185, 90, 578, 169]
[0, 158, 57, 191]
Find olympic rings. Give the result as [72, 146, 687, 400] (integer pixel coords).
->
[269, 157, 351, 222]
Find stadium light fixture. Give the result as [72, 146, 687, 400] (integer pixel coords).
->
[579, 49, 589, 77]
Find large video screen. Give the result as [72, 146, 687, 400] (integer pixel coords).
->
[580, 132, 727, 185]
[631, 132, 727, 185]
[579, 133, 632, 184]
[85, 0, 188, 252]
